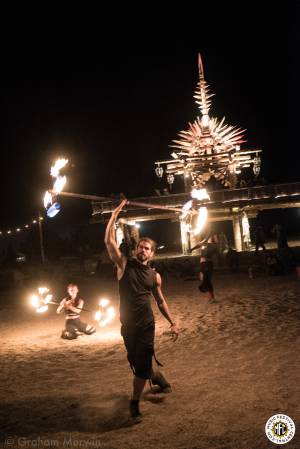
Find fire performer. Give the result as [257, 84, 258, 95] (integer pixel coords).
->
[105, 200, 179, 422]
[56, 283, 96, 339]
[191, 234, 219, 303]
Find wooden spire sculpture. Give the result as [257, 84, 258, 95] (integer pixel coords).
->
[155, 53, 261, 189]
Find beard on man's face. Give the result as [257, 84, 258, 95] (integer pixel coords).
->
[135, 248, 153, 262]
[136, 250, 150, 262]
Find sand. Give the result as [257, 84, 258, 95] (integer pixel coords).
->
[0, 272, 299, 449]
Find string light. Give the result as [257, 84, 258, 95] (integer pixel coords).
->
[0, 216, 44, 237]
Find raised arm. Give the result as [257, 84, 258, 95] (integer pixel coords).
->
[104, 199, 128, 274]
[190, 236, 208, 252]
[152, 272, 179, 341]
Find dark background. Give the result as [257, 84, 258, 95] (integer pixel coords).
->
[0, 10, 298, 254]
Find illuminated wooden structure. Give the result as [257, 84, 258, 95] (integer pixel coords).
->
[92, 182, 300, 253]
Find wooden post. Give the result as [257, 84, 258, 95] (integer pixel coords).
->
[180, 218, 191, 255]
[38, 212, 46, 263]
[232, 211, 243, 252]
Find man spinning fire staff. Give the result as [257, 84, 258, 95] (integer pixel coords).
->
[56, 283, 96, 340]
[105, 200, 179, 422]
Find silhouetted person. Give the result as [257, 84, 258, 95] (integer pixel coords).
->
[218, 231, 229, 266]
[191, 234, 219, 303]
[266, 252, 283, 276]
[272, 224, 288, 250]
[254, 224, 266, 253]
[226, 247, 239, 273]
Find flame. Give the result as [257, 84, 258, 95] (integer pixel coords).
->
[94, 299, 115, 327]
[36, 305, 48, 313]
[95, 310, 102, 321]
[181, 200, 193, 220]
[194, 206, 208, 235]
[53, 175, 67, 193]
[191, 188, 210, 201]
[44, 190, 53, 208]
[30, 287, 53, 313]
[99, 298, 109, 308]
[183, 200, 193, 211]
[107, 306, 115, 320]
[44, 158, 68, 214]
[44, 294, 53, 304]
[181, 188, 209, 235]
[50, 158, 68, 178]
[31, 295, 40, 308]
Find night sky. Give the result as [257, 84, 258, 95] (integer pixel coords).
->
[0, 11, 298, 229]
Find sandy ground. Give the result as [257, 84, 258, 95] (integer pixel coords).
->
[0, 272, 299, 449]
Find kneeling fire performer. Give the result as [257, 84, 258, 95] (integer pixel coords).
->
[56, 283, 96, 339]
[105, 200, 179, 421]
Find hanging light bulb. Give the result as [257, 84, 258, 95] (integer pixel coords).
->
[253, 155, 261, 176]
[155, 165, 164, 178]
[167, 174, 175, 185]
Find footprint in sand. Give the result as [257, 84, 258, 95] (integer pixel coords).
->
[80, 396, 131, 432]
[103, 350, 116, 357]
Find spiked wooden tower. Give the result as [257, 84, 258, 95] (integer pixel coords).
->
[155, 54, 262, 191]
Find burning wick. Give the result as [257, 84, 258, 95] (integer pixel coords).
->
[44, 158, 68, 218]
[181, 188, 210, 235]
[30, 286, 54, 313]
[94, 298, 115, 327]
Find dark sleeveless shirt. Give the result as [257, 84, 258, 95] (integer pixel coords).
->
[119, 258, 157, 328]
[63, 297, 83, 319]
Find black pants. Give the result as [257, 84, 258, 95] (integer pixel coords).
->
[199, 261, 214, 293]
[121, 324, 155, 379]
[61, 318, 96, 340]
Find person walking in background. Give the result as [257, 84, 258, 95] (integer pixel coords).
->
[218, 231, 229, 266]
[272, 223, 288, 250]
[254, 223, 266, 254]
[191, 234, 219, 303]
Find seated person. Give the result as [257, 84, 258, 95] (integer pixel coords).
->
[57, 283, 96, 339]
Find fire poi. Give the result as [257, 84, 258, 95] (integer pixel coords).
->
[30, 287, 54, 313]
[95, 298, 115, 327]
[30, 287, 116, 328]
[181, 188, 210, 236]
